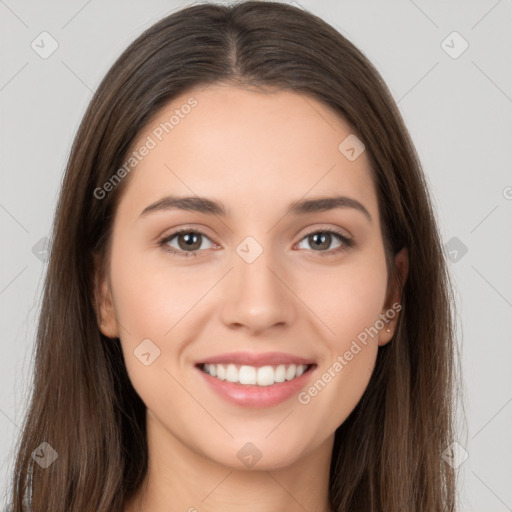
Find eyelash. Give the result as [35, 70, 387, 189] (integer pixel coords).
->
[158, 227, 354, 258]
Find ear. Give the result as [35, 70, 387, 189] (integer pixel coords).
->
[92, 253, 120, 339]
[378, 246, 409, 347]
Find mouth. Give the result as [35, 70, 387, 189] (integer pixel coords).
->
[194, 353, 318, 408]
[196, 362, 316, 386]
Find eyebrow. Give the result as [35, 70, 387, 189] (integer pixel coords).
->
[139, 195, 372, 223]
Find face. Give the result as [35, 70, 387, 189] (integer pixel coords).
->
[95, 83, 408, 471]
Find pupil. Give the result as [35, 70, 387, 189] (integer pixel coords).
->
[312, 233, 329, 250]
[180, 233, 200, 250]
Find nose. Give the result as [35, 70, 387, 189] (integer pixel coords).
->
[219, 247, 296, 335]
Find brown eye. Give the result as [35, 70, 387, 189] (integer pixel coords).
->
[296, 229, 353, 256]
[176, 232, 203, 251]
[307, 232, 334, 251]
[159, 229, 215, 257]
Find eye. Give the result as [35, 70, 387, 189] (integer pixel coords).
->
[158, 227, 354, 258]
[158, 228, 215, 258]
[295, 229, 353, 256]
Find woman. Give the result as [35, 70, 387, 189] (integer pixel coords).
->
[6, 1, 460, 510]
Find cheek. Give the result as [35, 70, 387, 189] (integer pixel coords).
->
[298, 248, 389, 347]
[295, 245, 388, 415]
[108, 242, 203, 404]
[108, 237, 223, 398]
[109, 238, 209, 338]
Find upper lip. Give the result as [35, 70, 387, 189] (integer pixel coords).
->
[195, 351, 316, 367]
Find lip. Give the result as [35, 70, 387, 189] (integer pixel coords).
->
[195, 360, 317, 409]
[195, 351, 315, 367]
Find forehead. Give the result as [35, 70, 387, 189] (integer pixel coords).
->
[117, 84, 378, 224]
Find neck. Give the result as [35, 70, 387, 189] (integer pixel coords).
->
[125, 411, 334, 512]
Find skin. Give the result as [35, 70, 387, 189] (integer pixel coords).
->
[94, 83, 408, 512]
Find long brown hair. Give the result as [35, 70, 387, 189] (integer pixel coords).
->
[7, 1, 462, 510]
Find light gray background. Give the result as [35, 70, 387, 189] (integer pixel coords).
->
[1, 0, 511, 510]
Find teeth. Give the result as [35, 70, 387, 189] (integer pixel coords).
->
[202, 363, 309, 386]
[216, 364, 226, 380]
[239, 365, 256, 385]
[225, 364, 238, 383]
[257, 366, 274, 386]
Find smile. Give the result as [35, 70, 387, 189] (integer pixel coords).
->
[196, 362, 317, 408]
[199, 363, 313, 386]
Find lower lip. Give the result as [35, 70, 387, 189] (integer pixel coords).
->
[195, 365, 317, 408]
